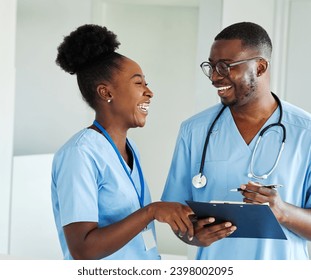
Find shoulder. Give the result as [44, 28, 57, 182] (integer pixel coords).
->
[53, 128, 101, 163]
[55, 129, 94, 152]
[281, 100, 311, 130]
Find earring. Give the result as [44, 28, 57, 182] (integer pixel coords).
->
[107, 99, 111, 103]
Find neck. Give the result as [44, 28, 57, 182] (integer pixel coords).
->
[92, 116, 131, 166]
[230, 91, 277, 121]
[230, 91, 278, 145]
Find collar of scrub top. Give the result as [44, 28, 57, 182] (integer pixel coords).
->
[192, 92, 286, 188]
[93, 120, 145, 208]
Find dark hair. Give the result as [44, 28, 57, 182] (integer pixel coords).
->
[215, 22, 272, 59]
[56, 24, 124, 109]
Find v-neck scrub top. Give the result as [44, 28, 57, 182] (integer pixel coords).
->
[51, 128, 160, 260]
[162, 99, 311, 260]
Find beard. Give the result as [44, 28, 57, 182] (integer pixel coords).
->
[222, 72, 257, 108]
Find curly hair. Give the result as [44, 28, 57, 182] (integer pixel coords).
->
[215, 22, 272, 60]
[56, 24, 125, 109]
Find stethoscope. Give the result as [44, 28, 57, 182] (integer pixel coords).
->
[192, 92, 286, 188]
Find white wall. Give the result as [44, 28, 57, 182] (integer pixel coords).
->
[194, 0, 222, 112]
[9, 154, 62, 259]
[0, 0, 16, 255]
[14, 0, 94, 156]
[285, 0, 311, 113]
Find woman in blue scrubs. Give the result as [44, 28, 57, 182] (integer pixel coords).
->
[51, 24, 194, 260]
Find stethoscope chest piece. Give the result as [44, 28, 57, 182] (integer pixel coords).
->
[192, 173, 207, 188]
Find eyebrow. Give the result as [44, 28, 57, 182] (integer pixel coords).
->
[130, 74, 145, 79]
[209, 58, 234, 63]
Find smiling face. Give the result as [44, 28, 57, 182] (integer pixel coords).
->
[106, 57, 153, 129]
[208, 39, 260, 108]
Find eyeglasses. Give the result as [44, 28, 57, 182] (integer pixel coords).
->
[200, 57, 265, 80]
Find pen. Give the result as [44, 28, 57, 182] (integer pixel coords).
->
[230, 184, 283, 192]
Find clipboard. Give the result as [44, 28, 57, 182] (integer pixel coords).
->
[186, 200, 287, 239]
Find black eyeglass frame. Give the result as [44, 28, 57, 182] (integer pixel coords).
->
[200, 57, 267, 80]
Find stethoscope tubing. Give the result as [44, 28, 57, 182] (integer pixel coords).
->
[198, 105, 227, 175]
[194, 92, 286, 186]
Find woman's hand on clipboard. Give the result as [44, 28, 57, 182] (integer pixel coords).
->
[176, 215, 237, 247]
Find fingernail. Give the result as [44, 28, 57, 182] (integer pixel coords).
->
[188, 235, 193, 241]
[178, 232, 183, 238]
[225, 222, 232, 227]
[208, 217, 215, 223]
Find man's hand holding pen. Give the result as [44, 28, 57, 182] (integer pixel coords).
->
[237, 181, 286, 222]
[230, 183, 283, 192]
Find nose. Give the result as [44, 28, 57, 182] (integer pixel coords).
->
[209, 68, 224, 82]
[144, 86, 154, 98]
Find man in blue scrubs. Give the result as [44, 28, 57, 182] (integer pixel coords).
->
[162, 22, 311, 259]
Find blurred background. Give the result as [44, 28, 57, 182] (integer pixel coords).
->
[1, 0, 311, 259]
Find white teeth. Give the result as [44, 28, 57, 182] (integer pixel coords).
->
[217, 86, 231, 91]
[138, 102, 149, 112]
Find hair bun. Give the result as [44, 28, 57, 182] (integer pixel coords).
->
[56, 24, 120, 74]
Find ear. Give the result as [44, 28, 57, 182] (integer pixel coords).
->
[96, 84, 113, 102]
[257, 59, 269, 77]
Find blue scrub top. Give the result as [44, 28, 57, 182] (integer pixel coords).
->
[162, 99, 311, 260]
[51, 128, 160, 260]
